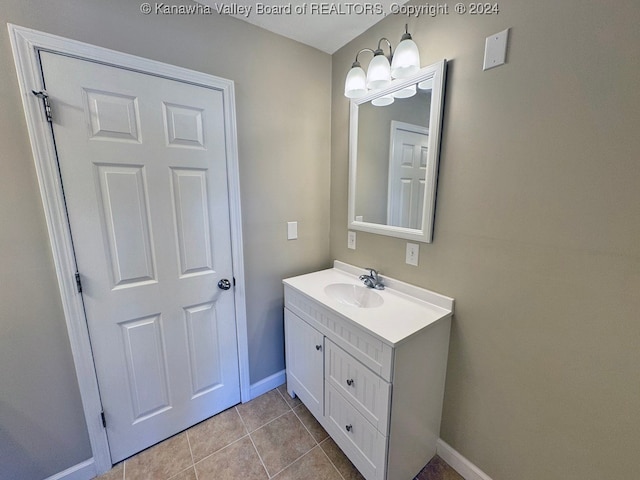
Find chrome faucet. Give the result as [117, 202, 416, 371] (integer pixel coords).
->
[359, 268, 384, 290]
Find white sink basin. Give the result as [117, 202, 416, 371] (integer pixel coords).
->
[324, 283, 384, 308]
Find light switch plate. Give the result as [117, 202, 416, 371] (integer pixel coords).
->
[406, 243, 419, 266]
[483, 28, 509, 71]
[347, 231, 356, 250]
[287, 221, 297, 240]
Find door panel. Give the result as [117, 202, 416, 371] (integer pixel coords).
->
[96, 165, 157, 287]
[387, 122, 429, 229]
[40, 52, 240, 462]
[171, 168, 214, 276]
[120, 314, 171, 421]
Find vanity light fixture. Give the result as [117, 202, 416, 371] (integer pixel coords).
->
[344, 24, 421, 102]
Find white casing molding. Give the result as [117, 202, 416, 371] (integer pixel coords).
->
[8, 23, 250, 477]
[437, 439, 494, 480]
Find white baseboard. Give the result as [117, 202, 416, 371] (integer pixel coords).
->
[45, 458, 96, 480]
[248, 369, 286, 400]
[437, 439, 493, 480]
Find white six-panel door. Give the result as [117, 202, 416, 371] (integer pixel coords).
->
[387, 121, 429, 229]
[39, 51, 240, 462]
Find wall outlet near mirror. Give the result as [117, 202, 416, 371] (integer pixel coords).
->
[287, 221, 298, 240]
[348, 231, 356, 250]
[406, 242, 419, 266]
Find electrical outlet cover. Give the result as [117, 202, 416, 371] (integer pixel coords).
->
[287, 221, 298, 240]
[406, 242, 419, 266]
[483, 28, 509, 70]
[348, 231, 356, 250]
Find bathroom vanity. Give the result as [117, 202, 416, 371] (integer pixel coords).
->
[283, 261, 454, 480]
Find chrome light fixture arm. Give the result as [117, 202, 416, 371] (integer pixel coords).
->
[374, 38, 393, 62]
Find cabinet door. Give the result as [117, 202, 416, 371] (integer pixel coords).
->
[284, 309, 324, 418]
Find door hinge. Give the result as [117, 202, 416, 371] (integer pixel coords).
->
[233, 277, 236, 287]
[101, 410, 106, 428]
[32, 90, 52, 122]
[75, 272, 82, 293]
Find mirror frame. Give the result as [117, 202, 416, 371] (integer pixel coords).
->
[348, 59, 447, 243]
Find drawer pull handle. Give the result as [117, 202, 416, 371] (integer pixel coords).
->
[315, 345, 322, 351]
[346, 379, 354, 386]
[345, 424, 353, 432]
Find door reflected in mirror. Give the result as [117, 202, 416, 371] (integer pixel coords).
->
[348, 60, 446, 243]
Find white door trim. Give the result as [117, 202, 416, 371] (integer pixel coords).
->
[8, 23, 250, 475]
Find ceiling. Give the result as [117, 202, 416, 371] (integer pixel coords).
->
[197, 0, 408, 54]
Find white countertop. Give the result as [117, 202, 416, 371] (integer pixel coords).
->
[283, 261, 454, 346]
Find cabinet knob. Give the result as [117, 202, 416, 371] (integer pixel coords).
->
[315, 344, 322, 351]
[346, 379, 354, 386]
[345, 424, 353, 432]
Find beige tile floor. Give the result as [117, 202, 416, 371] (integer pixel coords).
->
[94, 385, 462, 480]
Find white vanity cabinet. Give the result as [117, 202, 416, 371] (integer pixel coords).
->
[283, 263, 454, 480]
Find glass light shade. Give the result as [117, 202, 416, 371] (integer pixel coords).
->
[391, 38, 420, 79]
[366, 54, 392, 90]
[392, 85, 417, 99]
[371, 94, 394, 107]
[344, 65, 367, 98]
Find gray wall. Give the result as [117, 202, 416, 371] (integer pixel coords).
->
[331, 0, 640, 479]
[0, 0, 331, 477]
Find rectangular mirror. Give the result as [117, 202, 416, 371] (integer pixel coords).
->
[348, 59, 446, 243]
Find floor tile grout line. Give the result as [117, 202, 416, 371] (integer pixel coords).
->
[290, 404, 325, 446]
[237, 389, 316, 479]
[274, 383, 295, 408]
[251, 391, 321, 478]
[191, 431, 254, 467]
[184, 430, 198, 480]
[247, 432, 274, 479]
[266, 445, 323, 479]
[317, 438, 348, 480]
[243, 406, 295, 435]
[189, 407, 250, 466]
[245, 408, 302, 478]
[276, 386, 348, 480]
[236, 406, 271, 479]
[236, 389, 292, 433]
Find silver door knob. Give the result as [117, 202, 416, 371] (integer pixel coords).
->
[218, 279, 232, 290]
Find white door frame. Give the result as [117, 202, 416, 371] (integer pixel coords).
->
[8, 24, 250, 475]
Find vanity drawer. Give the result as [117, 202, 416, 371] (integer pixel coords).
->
[325, 339, 391, 434]
[284, 286, 393, 381]
[325, 384, 386, 480]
